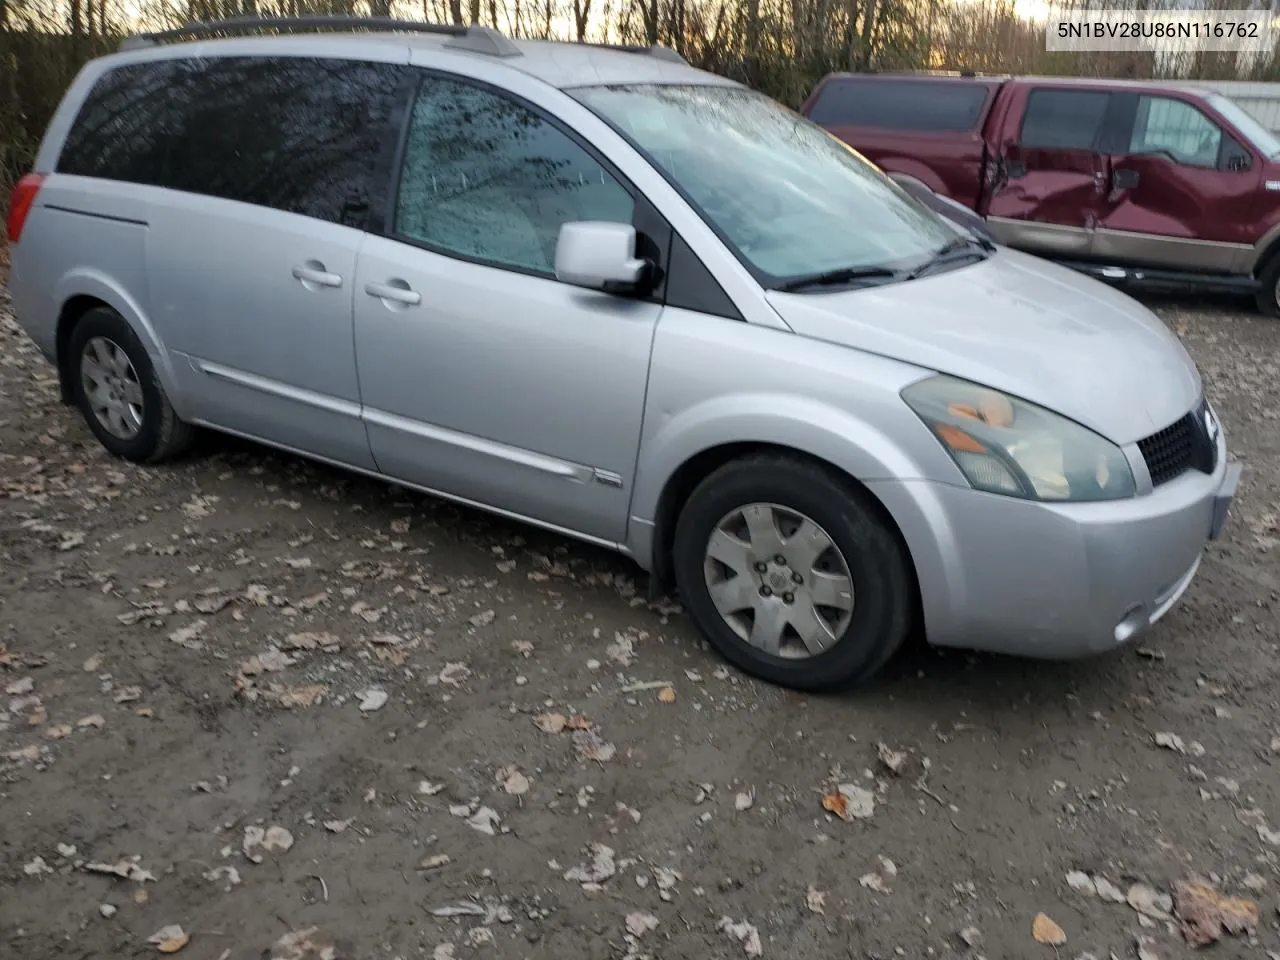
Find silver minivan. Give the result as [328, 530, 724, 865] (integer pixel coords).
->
[6, 18, 1242, 689]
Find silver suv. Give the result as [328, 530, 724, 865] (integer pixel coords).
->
[6, 17, 1241, 689]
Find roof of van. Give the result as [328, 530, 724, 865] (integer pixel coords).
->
[106, 28, 737, 91]
[818, 70, 1221, 99]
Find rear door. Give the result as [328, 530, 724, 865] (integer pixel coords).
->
[146, 52, 411, 470]
[984, 85, 1115, 257]
[1094, 91, 1263, 272]
[803, 77, 995, 209]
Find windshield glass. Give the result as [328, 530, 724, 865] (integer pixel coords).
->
[571, 83, 960, 285]
[1208, 93, 1280, 158]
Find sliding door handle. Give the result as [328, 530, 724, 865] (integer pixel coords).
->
[292, 261, 343, 288]
[365, 280, 421, 306]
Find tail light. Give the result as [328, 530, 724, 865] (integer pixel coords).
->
[6, 173, 46, 245]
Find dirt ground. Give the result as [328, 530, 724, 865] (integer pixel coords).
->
[1, 280, 1279, 960]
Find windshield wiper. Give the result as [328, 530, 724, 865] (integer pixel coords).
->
[905, 235, 992, 281]
[775, 265, 901, 293]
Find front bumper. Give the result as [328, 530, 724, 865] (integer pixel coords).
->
[867, 433, 1241, 659]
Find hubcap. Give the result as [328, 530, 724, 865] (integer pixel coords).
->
[81, 336, 144, 440]
[702, 502, 855, 659]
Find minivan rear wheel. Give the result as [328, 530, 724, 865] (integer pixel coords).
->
[68, 307, 195, 463]
[671, 454, 913, 691]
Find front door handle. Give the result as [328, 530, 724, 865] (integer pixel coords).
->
[365, 280, 421, 306]
[292, 261, 343, 289]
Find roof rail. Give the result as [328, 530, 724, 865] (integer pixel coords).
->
[118, 15, 522, 58]
[584, 42, 687, 64]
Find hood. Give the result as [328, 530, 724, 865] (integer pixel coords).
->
[766, 248, 1201, 445]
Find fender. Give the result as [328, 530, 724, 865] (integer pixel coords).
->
[54, 268, 193, 421]
[625, 391, 964, 568]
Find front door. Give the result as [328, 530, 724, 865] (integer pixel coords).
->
[1094, 92, 1263, 273]
[353, 72, 662, 544]
[984, 86, 1115, 258]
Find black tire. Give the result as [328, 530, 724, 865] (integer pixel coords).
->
[1255, 254, 1280, 317]
[672, 454, 913, 691]
[67, 307, 195, 464]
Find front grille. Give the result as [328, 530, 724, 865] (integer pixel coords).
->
[1138, 402, 1216, 488]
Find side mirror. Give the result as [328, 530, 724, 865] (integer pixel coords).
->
[555, 221, 651, 294]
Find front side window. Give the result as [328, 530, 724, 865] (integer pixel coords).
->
[1020, 89, 1111, 151]
[571, 83, 958, 284]
[394, 76, 635, 275]
[1130, 95, 1221, 167]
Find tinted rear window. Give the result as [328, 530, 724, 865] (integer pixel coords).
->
[806, 79, 990, 132]
[57, 56, 408, 227]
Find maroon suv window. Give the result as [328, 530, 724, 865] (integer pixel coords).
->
[807, 79, 990, 132]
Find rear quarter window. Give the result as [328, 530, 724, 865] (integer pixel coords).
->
[57, 60, 187, 187]
[806, 79, 990, 132]
[57, 55, 409, 227]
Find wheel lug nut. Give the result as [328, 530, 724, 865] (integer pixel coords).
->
[783, 592, 794, 604]
[792, 572, 803, 584]
[774, 554, 785, 565]
[754, 561, 767, 573]
[760, 586, 772, 597]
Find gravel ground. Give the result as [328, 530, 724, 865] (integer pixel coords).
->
[1, 281, 1279, 960]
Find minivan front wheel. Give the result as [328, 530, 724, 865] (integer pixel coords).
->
[672, 454, 913, 690]
[68, 307, 195, 463]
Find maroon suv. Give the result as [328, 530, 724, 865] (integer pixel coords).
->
[801, 72, 1280, 315]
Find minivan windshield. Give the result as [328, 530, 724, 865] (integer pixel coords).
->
[1208, 93, 1280, 158]
[572, 83, 963, 287]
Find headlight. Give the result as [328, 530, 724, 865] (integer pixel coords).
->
[901, 375, 1136, 502]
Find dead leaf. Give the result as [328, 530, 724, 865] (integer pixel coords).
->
[566, 714, 592, 730]
[243, 825, 294, 863]
[805, 885, 827, 914]
[270, 927, 338, 960]
[273, 685, 327, 709]
[114, 686, 142, 704]
[876, 742, 908, 776]
[1032, 912, 1066, 946]
[465, 806, 501, 836]
[735, 789, 754, 811]
[23, 856, 53, 876]
[168, 620, 208, 649]
[82, 655, 102, 672]
[357, 689, 388, 713]
[534, 712, 567, 733]
[717, 917, 763, 957]
[658, 685, 676, 703]
[499, 767, 530, 795]
[573, 729, 616, 763]
[283, 632, 340, 652]
[5, 676, 33, 695]
[84, 857, 157, 883]
[418, 853, 451, 871]
[437, 662, 471, 687]
[821, 783, 875, 821]
[1154, 731, 1186, 753]
[323, 818, 353, 834]
[625, 911, 659, 937]
[147, 925, 189, 953]
[1127, 883, 1173, 919]
[1174, 879, 1259, 946]
[45, 723, 72, 740]
[77, 714, 105, 729]
[564, 843, 617, 885]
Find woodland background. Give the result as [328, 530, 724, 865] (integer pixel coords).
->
[3, 0, 1280, 196]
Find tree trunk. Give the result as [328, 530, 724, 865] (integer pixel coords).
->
[573, 0, 591, 41]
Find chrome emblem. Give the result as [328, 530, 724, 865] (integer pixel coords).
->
[1203, 406, 1220, 444]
